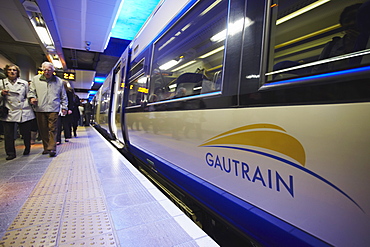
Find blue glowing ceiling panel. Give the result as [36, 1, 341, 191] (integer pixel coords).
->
[111, 0, 162, 40]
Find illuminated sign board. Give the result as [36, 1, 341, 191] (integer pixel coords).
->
[62, 72, 75, 81]
[37, 70, 76, 81]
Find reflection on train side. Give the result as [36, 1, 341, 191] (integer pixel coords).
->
[128, 0, 227, 106]
[267, 0, 369, 81]
[127, 102, 207, 141]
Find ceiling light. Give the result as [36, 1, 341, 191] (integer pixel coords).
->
[52, 59, 63, 69]
[35, 26, 53, 46]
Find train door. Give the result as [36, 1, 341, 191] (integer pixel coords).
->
[116, 49, 130, 143]
[112, 49, 130, 145]
[97, 73, 112, 134]
[108, 62, 121, 140]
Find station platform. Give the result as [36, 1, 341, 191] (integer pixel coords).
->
[0, 126, 218, 247]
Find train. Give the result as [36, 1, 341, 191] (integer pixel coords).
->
[91, 0, 370, 246]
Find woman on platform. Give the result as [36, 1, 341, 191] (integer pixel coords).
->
[0, 64, 35, 160]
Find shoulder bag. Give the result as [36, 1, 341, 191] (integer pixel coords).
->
[0, 79, 9, 118]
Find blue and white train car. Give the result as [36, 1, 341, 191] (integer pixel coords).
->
[93, 0, 370, 246]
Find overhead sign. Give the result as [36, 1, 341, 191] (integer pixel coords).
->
[62, 72, 75, 81]
[37, 70, 76, 81]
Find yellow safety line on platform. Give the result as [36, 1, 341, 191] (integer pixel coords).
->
[0, 129, 118, 247]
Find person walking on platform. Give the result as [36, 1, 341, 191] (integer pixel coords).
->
[71, 91, 81, 137]
[28, 62, 68, 157]
[56, 80, 74, 144]
[0, 64, 35, 160]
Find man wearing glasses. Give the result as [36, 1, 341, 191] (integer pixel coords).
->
[28, 62, 68, 157]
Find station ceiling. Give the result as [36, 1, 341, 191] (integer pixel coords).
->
[0, 0, 161, 98]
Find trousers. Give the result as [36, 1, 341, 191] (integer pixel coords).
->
[35, 112, 58, 152]
[3, 120, 32, 156]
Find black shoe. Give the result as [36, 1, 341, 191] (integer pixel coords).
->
[65, 139, 69, 142]
[49, 151, 56, 157]
[23, 149, 30, 155]
[42, 150, 49, 155]
[6, 155, 16, 160]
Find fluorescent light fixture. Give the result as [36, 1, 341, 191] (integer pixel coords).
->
[159, 60, 179, 70]
[276, 0, 330, 25]
[52, 58, 63, 69]
[172, 60, 197, 72]
[199, 46, 224, 59]
[35, 26, 53, 46]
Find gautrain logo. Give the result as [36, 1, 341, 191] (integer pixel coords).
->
[200, 123, 305, 166]
[199, 123, 363, 211]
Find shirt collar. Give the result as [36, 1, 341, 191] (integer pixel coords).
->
[40, 74, 56, 82]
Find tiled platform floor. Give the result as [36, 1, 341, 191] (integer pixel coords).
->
[0, 126, 218, 247]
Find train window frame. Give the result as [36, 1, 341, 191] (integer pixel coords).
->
[129, 58, 145, 80]
[259, 0, 370, 91]
[147, 0, 228, 104]
[127, 72, 149, 108]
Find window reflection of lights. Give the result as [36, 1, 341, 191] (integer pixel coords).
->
[159, 24, 191, 51]
[229, 18, 246, 35]
[210, 18, 250, 42]
[159, 37, 176, 51]
[246, 74, 260, 79]
[210, 30, 226, 42]
[159, 59, 180, 70]
[266, 49, 370, 76]
[138, 77, 147, 84]
[169, 84, 176, 89]
[181, 24, 191, 32]
[199, 46, 224, 59]
[276, 0, 330, 25]
[200, 0, 223, 16]
[172, 60, 197, 72]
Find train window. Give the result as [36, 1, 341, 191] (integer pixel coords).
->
[265, 0, 369, 82]
[128, 75, 148, 106]
[149, 0, 228, 102]
[130, 58, 144, 78]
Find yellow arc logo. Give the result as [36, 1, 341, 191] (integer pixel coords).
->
[199, 123, 306, 166]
